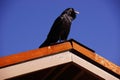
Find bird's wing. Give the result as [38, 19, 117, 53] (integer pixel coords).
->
[47, 16, 63, 38]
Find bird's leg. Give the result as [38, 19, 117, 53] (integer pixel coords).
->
[58, 37, 62, 43]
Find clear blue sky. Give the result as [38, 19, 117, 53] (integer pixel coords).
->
[0, 0, 120, 66]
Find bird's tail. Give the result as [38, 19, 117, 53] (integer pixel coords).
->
[39, 38, 51, 48]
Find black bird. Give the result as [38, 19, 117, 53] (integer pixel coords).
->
[39, 8, 79, 48]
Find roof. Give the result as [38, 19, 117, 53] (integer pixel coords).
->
[0, 39, 120, 79]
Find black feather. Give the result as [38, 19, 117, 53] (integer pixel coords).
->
[39, 8, 78, 48]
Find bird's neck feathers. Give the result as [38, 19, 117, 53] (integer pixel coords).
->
[63, 14, 74, 22]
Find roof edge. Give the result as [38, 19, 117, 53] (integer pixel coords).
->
[0, 39, 120, 77]
[0, 41, 72, 68]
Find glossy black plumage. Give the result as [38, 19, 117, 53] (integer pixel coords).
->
[39, 8, 78, 48]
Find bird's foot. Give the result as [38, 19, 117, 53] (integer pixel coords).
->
[58, 40, 67, 43]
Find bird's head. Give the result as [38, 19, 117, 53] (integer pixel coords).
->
[61, 8, 79, 20]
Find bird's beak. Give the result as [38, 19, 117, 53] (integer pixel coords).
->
[75, 11, 79, 14]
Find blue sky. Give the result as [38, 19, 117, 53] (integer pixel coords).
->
[0, 0, 120, 66]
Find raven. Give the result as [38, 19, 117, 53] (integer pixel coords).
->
[39, 8, 79, 48]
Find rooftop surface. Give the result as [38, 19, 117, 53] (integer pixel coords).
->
[0, 39, 120, 79]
